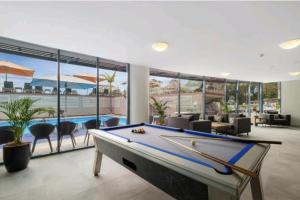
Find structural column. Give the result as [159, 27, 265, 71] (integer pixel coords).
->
[247, 83, 251, 116]
[202, 80, 206, 119]
[259, 83, 264, 112]
[129, 64, 149, 124]
[236, 81, 239, 113]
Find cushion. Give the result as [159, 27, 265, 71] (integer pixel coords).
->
[266, 110, 279, 114]
[215, 114, 223, 122]
[273, 115, 280, 119]
[181, 115, 194, 121]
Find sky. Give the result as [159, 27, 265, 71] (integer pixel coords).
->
[0, 52, 127, 94]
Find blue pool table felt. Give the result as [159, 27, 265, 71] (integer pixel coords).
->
[102, 123, 254, 174]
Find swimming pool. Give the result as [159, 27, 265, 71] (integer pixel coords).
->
[0, 115, 127, 137]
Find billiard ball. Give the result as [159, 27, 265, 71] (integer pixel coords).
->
[191, 140, 196, 146]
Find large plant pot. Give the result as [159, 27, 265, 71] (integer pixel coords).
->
[3, 142, 31, 172]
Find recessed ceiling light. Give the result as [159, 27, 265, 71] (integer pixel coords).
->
[152, 42, 169, 52]
[279, 38, 300, 50]
[221, 72, 231, 77]
[289, 71, 300, 76]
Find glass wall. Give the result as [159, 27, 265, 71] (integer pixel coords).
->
[250, 82, 260, 113]
[0, 52, 58, 157]
[238, 82, 249, 115]
[0, 38, 129, 163]
[59, 55, 97, 151]
[205, 81, 225, 115]
[180, 79, 203, 114]
[263, 82, 281, 113]
[98, 68, 127, 124]
[147, 71, 283, 126]
[226, 82, 237, 113]
[149, 76, 179, 122]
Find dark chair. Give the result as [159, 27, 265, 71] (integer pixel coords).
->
[52, 87, 58, 95]
[58, 121, 77, 149]
[29, 123, 55, 153]
[23, 83, 33, 93]
[35, 86, 43, 94]
[0, 126, 14, 145]
[83, 119, 100, 146]
[89, 88, 96, 96]
[104, 117, 119, 127]
[64, 88, 72, 95]
[227, 118, 251, 136]
[165, 116, 212, 133]
[2, 81, 14, 93]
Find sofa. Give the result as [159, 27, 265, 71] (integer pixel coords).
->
[165, 115, 211, 133]
[263, 113, 291, 126]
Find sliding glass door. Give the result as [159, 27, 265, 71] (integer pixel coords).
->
[0, 37, 130, 163]
[0, 51, 58, 157]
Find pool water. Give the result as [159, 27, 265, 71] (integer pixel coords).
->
[0, 115, 127, 137]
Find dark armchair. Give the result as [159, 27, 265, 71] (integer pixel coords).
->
[104, 117, 120, 127]
[0, 126, 14, 145]
[23, 83, 33, 93]
[228, 118, 251, 136]
[165, 116, 212, 133]
[2, 81, 14, 93]
[29, 123, 55, 153]
[35, 86, 43, 94]
[83, 119, 100, 146]
[58, 121, 77, 149]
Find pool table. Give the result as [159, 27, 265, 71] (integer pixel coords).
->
[89, 123, 270, 200]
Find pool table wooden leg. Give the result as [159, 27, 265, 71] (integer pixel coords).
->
[250, 173, 264, 200]
[93, 150, 103, 176]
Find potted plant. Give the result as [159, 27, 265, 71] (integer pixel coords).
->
[150, 96, 169, 125]
[220, 101, 230, 114]
[0, 98, 46, 172]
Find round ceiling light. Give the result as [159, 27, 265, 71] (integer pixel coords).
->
[152, 42, 169, 52]
[221, 72, 231, 77]
[279, 38, 300, 50]
[289, 71, 300, 76]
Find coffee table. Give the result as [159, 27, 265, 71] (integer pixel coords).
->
[211, 122, 233, 134]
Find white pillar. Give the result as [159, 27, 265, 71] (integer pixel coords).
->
[129, 64, 149, 124]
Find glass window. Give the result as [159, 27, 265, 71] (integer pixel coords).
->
[250, 83, 260, 113]
[149, 76, 179, 122]
[0, 52, 58, 157]
[99, 69, 128, 124]
[263, 82, 281, 112]
[180, 79, 203, 114]
[238, 82, 249, 115]
[59, 61, 97, 150]
[205, 81, 225, 115]
[226, 82, 237, 113]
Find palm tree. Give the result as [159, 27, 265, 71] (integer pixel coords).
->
[101, 71, 116, 113]
[0, 98, 47, 144]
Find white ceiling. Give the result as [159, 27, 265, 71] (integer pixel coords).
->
[0, 2, 299, 82]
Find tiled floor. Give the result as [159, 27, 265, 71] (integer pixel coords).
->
[0, 126, 300, 200]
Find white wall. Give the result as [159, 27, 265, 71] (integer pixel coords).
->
[129, 65, 149, 124]
[281, 80, 300, 126]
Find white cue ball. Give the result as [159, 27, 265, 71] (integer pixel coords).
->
[191, 140, 196, 146]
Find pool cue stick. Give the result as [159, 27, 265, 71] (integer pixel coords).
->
[160, 134, 282, 145]
[160, 136, 257, 178]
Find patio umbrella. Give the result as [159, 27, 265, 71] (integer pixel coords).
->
[31, 75, 96, 113]
[74, 73, 105, 83]
[0, 61, 35, 81]
[31, 75, 95, 89]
